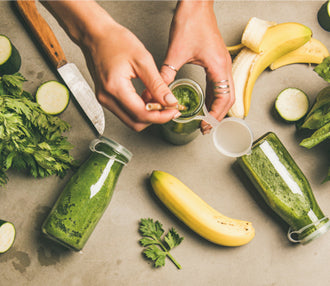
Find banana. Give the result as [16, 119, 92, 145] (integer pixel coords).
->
[242, 17, 277, 53]
[150, 170, 255, 247]
[228, 19, 312, 118]
[227, 43, 245, 57]
[244, 22, 312, 116]
[270, 38, 329, 70]
[228, 48, 258, 118]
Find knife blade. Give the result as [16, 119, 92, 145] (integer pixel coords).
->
[16, 0, 105, 135]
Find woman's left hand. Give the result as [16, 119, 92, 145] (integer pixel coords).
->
[159, 0, 235, 134]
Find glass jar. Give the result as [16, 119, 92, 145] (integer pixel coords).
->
[42, 137, 132, 251]
[237, 132, 330, 244]
[161, 79, 205, 145]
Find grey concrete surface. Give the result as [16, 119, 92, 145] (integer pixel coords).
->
[0, 1, 329, 285]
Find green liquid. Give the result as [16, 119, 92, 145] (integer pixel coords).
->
[161, 82, 203, 145]
[172, 85, 200, 116]
[42, 143, 127, 251]
[237, 132, 329, 243]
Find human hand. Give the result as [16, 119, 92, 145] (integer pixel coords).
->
[82, 21, 181, 131]
[160, 0, 235, 134]
[44, 1, 180, 132]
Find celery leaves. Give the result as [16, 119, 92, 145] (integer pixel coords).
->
[0, 73, 76, 186]
[139, 218, 183, 269]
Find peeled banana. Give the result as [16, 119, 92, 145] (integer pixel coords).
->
[150, 170, 255, 247]
[270, 38, 329, 70]
[228, 18, 312, 118]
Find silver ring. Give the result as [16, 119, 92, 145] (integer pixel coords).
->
[214, 84, 230, 89]
[214, 79, 230, 94]
[163, 63, 178, 73]
[215, 90, 230, 94]
[214, 80, 229, 85]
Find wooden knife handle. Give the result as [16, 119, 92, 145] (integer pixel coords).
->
[16, 0, 67, 68]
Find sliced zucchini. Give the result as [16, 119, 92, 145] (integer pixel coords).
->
[36, 80, 70, 115]
[0, 35, 21, 76]
[275, 88, 309, 122]
[0, 220, 16, 254]
[318, 1, 330, 32]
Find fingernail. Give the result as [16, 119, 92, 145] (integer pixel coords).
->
[173, 112, 181, 119]
[164, 93, 178, 105]
[202, 128, 211, 135]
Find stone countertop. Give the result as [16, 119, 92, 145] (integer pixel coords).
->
[0, 1, 329, 285]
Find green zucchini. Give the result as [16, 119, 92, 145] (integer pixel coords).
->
[275, 88, 309, 122]
[36, 80, 70, 115]
[0, 35, 21, 76]
[318, 1, 330, 32]
[0, 220, 16, 254]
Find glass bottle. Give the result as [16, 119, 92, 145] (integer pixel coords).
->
[42, 137, 132, 251]
[237, 132, 330, 244]
[161, 79, 205, 145]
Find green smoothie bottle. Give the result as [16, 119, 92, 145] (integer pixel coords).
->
[42, 137, 132, 251]
[237, 132, 330, 244]
[161, 79, 205, 145]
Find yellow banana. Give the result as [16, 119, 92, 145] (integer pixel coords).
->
[150, 170, 255, 247]
[244, 23, 312, 116]
[228, 19, 312, 118]
[227, 43, 245, 57]
[270, 38, 329, 70]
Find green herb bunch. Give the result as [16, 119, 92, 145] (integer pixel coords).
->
[139, 218, 184, 269]
[0, 73, 76, 186]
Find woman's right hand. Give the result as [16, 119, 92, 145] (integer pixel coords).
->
[45, 1, 180, 131]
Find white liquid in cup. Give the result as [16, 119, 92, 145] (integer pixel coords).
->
[212, 117, 253, 157]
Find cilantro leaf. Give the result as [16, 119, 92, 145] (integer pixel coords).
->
[164, 228, 184, 249]
[139, 218, 183, 269]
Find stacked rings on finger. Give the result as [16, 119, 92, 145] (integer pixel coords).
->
[214, 80, 230, 95]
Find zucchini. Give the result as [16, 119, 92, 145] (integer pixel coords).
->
[318, 1, 330, 32]
[36, 80, 70, 115]
[0, 220, 16, 254]
[275, 88, 309, 122]
[0, 35, 21, 76]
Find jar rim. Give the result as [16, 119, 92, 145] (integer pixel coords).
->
[169, 78, 205, 119]
[91, 136, 133, 162]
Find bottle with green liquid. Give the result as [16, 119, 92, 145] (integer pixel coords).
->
[237, 132, 330, 244]
[42, 137, 132, 251]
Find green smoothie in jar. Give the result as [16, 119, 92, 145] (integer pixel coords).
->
[42, 137, 132, 251]
[161, 79, 204, 145]
[237, 132, 330, 244]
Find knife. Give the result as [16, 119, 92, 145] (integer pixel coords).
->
[16, 0, 105, 135]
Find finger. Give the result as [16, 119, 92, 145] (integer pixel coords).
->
[100, 77, 180, 127]
[135, 56, 179, 107]
[201, 55, 235, 134]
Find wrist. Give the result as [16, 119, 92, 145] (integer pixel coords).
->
[45, 1, 117, 46]
[177, 0, 214, 10]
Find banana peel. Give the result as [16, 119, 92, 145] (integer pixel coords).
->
[228, 18, 312, 118]
[270, 38, 330, 70]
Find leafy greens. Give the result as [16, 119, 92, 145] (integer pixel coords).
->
[0, 73, 76, 186]
[139, 218, 183, 269]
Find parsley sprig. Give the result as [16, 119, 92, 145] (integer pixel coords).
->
[139, 218, 183, 269]
[0, 73, 77, 186]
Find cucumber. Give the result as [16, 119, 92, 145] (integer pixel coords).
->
[318, 1, 330, 32]
[36, 80, 70, 115]
[275, 88, 309, 122]
[0, 220, 16, 254]
[0, 35, 21, 76]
